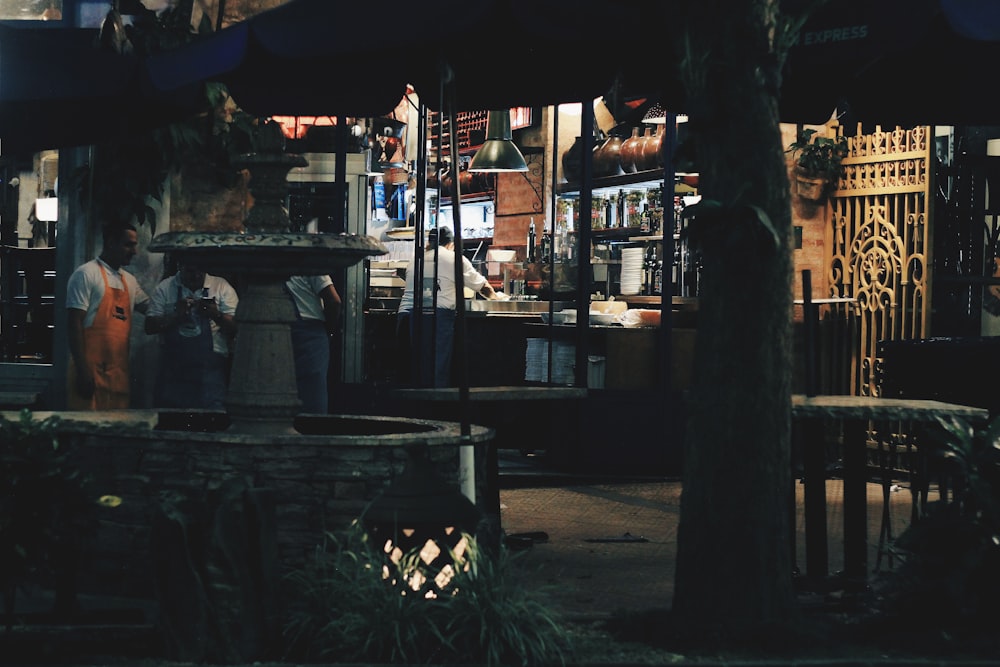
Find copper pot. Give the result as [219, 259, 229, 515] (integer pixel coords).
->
[593, 134, 624, 178]
[620, 127, 642, 173]
[637, 126, 659, 172]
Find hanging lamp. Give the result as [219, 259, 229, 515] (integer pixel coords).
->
[468, 110, 528, 172]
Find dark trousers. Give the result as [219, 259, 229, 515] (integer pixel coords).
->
[402, 308, 456, 388]
[290, 318, 330, 414]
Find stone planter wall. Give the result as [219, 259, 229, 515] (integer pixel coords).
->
[52, 411, 491, 601]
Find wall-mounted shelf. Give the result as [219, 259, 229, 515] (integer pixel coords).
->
[591, 228, 657, 241]
[436, 191, 495, 207]
[558, 170, 665, 195]
[558, 171, 699, 197]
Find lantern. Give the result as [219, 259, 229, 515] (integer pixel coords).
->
[362, 443, 482, 597]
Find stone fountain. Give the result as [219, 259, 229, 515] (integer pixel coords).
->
[149, 122, 380, 434]
[39, 123, 493, 661]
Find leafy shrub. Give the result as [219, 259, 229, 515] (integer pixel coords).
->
[0, 410, 98, 620]
[281, 524, 570, 665]
[875, 415, 1000, 637]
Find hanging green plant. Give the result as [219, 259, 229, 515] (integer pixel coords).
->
[786, 128, 848, 201]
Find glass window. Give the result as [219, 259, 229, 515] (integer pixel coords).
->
[0, 1, 62, 21]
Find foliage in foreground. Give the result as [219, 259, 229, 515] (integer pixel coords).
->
[281, 524, 570, 666]
[874, 414, 1000, 638]
[0, 411, 103, 623]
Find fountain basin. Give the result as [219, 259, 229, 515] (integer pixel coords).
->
[148, 231, 386, 276]
[21, 410, 492, 601]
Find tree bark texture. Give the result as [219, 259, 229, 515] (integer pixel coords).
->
[668, 0, 796, 630]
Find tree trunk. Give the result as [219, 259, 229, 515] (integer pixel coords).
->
[669, 0, 796, 632]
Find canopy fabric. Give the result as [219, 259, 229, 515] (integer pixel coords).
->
[941, 0, 1000, 41]
[7, 0, 1000, 154]
[782, 0, 1000, 126]
[145, 0, 659, 117]
[147, 0, 1000, 126]
[0, 24, 197, 154]
[0, 26, 138, 153]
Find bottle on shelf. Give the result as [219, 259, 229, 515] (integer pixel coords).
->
[626, 191, 643, 228]
[540, 223, 552, 263]
[592, 195, 606, 229]
[556, 219, 570, 261]
[648, 187, 663, 234]
[672, 242, 681, 295]
[643, 243, 658, 295]
[526, 218, 537, 263]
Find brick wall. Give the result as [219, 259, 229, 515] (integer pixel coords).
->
[785, 122, 834, 305]
[492, 154, 546, 259]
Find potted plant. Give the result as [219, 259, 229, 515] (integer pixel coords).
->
[786, 128, 848, 202]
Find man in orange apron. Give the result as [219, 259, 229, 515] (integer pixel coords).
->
[66, 223, 149, 410]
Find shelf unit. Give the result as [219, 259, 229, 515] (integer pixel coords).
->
[0, 245, 56, 363]
[558, 170, 699, 299]
[427, 110, 490, 156]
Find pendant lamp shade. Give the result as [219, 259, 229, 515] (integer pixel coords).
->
[642, 103, 667, 124]
[641, 103, 688, 125]
[468, 110, 528, 172]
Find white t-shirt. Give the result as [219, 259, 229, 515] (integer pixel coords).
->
[66, 258, 150, 328]
[147, 272, 239, 356]
[286, 274, 333, 322]
[399, 247, 487, 312]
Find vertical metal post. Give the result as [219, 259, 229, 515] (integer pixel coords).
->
[660, 114, 677, 394]
[800, 272, 830, 582]
[803, 270, 818, 396]
[575, 102, 594, 388]
[411, 103, 428, 386]
[842, 418, 868, 584]
[547, 108, 560, 383]
[443, 66, 474, 503]
[340, 152, 367, 385]
[414, 105, 428, 262]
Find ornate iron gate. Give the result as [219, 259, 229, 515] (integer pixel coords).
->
[828, 125, 934, 397]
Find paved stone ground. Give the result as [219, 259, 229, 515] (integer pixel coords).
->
[497, 476, 1000, 665]
[3, 467, 989, 666]
[499, 477, 927, 621]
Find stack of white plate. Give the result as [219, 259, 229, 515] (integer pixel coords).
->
[525, 338, 575, 385]
[620, 246, 646, 295]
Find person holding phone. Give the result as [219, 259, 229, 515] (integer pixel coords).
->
[145, 260, 238, 409]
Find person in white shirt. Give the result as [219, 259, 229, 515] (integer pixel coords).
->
[145, 261, 238, 410]
[397, 227, 498, 387]
[66, 222, 150, 410]
[285, 274, 341, 413]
